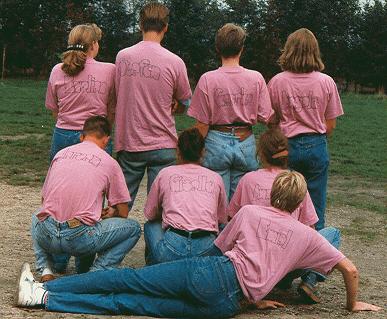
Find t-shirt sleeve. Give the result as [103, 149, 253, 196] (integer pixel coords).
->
[106, 162, 131, 207]
[297, 231, 346, 275]
[45, 69, 59, 112]
[144, 174, 162, 220]
[228, 179, 243, 219]
[187, 76, 211, 124]
[215, 209, 246, 252]
[325, 77, 344, 120]
[174, 59, 192, 101]
[216, 178, 228, 225]
[297, 192, 319, 226]
[256, 74, 274, 123]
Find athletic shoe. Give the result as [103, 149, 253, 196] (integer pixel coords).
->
[16, 263, 46, 307]
[297, 281, 321, 304]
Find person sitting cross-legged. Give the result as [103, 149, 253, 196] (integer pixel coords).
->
[143, 128, 228, 265]
[17, 171, 381, 317]
[31, 116, 141, 281]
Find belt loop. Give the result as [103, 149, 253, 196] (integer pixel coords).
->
[231, 127, 235, 135]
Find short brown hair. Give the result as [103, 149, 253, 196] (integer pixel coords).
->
[278, 28, 324, 73]
[140, 2, 169, 33]
[83, 116, 111, 138]
[177, 128, 205, 162]
[62, 23, 102, 76]
[270, 171, 307, 212]
[215, 23, 246, 58]
[258, 128, 288, 169]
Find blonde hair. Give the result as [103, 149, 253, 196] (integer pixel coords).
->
[270, 171, 307, 212]
[215, 23, 246, 58]
[140, 2, 169, 33]
[278, 28, 324, 73]
[61, 24, 102, 76]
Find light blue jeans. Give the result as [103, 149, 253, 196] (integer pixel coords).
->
[117, 148, 176, 209]
[143, 221, 217, 265]
[288, 134, 329, 230]
[49, 127, 113, 272]
[203, 131, 259, 201]
[44, 256, 244, 317]
[32, 215, 141, 273]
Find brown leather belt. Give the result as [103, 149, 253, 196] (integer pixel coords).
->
[209, 124, 252, 142]
[67, 218, 83, 228]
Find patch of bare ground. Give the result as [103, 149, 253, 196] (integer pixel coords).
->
[0, 178, 385, 318]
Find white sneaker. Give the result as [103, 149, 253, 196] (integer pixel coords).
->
[16, 263, 47, 307]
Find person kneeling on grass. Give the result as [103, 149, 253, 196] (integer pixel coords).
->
[143, 128, 228, 265]
[31, 116, 141, 282]
[228, 128, 340, 303]
[17, 171, 381, 317]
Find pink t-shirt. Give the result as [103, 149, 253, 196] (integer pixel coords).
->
[45, 58, 116, 130]
[144, 164, 228, 232]
[268, 71, 344, 138]
[37, 141, 130, 225]
[187, 66, 273, 125]
[215, 205, 345, 303]
[228, 168, 318, 226]
[115, 41, 192, 152]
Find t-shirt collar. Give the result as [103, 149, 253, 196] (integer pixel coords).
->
[218, 65, 244, 73]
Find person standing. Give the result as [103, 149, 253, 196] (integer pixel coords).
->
[188, 23, 273, 201]
[115, 2, 192, 209]
[268, 28, 344, 231]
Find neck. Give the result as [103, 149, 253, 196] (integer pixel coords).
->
[221, 55, 240, 67]
[143, 31, 164, 43]
[83, 136, 105, 149]
[177, 159, 200, 165]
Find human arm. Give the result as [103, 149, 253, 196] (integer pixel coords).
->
[193, 120, 209, 138]
[255, 300, 285, 309]
[51, 110, 58, 120]
[101, 203, 129, 219]
[325, 118, 336, 136]
[171, 99, 190, 115]
[334, 258, 382, 312]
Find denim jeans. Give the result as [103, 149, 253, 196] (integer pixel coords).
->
[203, 131, 259, 201]
[277, 226, 341, 288]
[144, 221, 217, 265]
[32, 215, 141, 273]
[288, 134, 329, 230]
[44, 256, 244, 317]
[48, 127, 113, 272]
[117, 148, 176, 209]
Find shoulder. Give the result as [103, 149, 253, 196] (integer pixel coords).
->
[268, 72, 287, 85]
[116, 45, 136, 60]
[50, 63, 64, 76]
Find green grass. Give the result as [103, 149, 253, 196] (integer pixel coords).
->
[0, 80, 385, 217]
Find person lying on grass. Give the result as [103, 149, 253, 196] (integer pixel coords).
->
[17, 171, 381, 317]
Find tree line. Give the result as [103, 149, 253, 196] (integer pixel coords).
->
[0, 0, 386, 92]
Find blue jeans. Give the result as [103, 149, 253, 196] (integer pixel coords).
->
[32, 215, 141, 273]
[44, 256, 244, 317]
[117, 148, 176, 209]
[48, 127, 113, 271]
[144, 221, 217, 265]
[288, 134, 329, 230]
[203, 131, 259, 201]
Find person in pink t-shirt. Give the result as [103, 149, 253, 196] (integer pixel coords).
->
[229, 128, 338, 303]
[115, 3, 192, 209]
[188, 23, 274, 201]
[46, 23, 116, 161]
[268, 28, 344, 231]
[31, 116, 141, 282]
[17, 171, 381, 316]
[143, 128, 228, 265]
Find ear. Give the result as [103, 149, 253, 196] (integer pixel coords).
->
[163, 24, 168, 33]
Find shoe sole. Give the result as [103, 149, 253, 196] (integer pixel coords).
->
[15, 263, 30, 307]
[298, 283, 321, 304]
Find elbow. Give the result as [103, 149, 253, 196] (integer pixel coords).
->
[346, 264, 359, 279]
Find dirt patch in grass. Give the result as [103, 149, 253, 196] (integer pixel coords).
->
[0, 179, 385, 318]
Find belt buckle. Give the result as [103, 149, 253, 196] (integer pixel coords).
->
[67, 219, 81, 228]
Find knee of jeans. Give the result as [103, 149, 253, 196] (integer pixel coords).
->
[128, 220, 142, 238]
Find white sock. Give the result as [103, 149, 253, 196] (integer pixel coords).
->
[42, 267, 53, 276]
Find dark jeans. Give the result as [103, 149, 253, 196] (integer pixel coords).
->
[288, 134, 329, 230]
[44, 256, 244, 318]
[117, 148, 176, 209]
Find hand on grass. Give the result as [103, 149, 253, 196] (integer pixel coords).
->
[349, 301, 382, 312]
[255, 300, 285, 309]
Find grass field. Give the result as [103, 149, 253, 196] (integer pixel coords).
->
[0, 79, 385, 216]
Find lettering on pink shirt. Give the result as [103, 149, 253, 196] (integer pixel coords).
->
[253, 184, 271, 201]
[282, 90, 319, 113]
[214, 87, 253, 108]
[58, 148, 102, 168]
[257, 218, 293, 249]
[118, 58, 161, 80]
[64, 74, 107, 94]
[169, 175, 215, 195]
